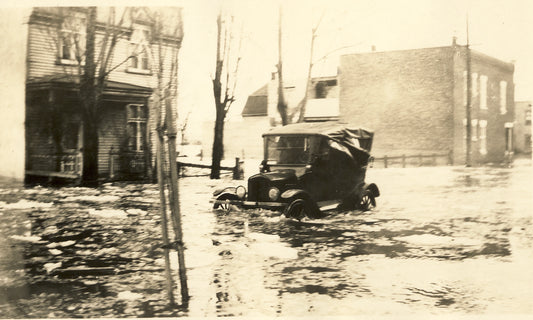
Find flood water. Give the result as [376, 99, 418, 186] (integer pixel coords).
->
[1, 158, 532, 317]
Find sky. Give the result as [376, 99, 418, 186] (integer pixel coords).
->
[174, 0, 533, 137]
[1, 0, 532, 175]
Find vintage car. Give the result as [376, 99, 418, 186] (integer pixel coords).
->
[212, 122, 380, 220]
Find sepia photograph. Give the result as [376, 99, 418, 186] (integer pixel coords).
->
[0, 0, 532, 317]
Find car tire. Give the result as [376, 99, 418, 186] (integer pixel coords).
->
[284, 197, 322, 220]
[359, 189, 376, 211]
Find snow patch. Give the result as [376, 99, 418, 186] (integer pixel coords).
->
[88, 208, 127, 219]
[1, 200, 53, 209]
[9, 234, 42, 243]
[117, 291, 144, 300]
[62, 195, 120, 203]
[49, 249, 62, 255]
[395, 234, 482, 247]
[126, 208, 146, 216]
[44, 262, 62, 273]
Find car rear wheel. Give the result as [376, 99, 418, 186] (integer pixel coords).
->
[359, 190, 376, 211]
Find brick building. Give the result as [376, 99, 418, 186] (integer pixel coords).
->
[339, 39, 515, 165]
[24, 7, 182, 182]
[514, 101, 532, 154]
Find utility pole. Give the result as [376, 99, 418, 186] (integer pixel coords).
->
[465, 15, 472, 167]
[277, 5, 288, 126]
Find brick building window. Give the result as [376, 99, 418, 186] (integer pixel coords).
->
[126, 104, 147, 152]
[479, 120, 487, 155]
[128, 25, 151, 73]
[463, 71, 467, 106]
[480, 75, 488, 109]
[471, 119, 478, 141]
[472, 72, 478, 99]
[59, 13, 86, 64]
[500, 81, 507, 114]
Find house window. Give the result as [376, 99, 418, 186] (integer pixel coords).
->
[127, 104, 147, 152]
[59, 13, 86, 64]
[63, 122, 80, 150]
[128, 25, 151, 73]
[479, 120, 487, 155]
[480, 75, 488, 109]
[500, 81, 507, 114]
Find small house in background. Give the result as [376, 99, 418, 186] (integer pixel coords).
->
[514, 101, 532, 154]
[339, 38, 515, 165]
[305, 75, 339, 122]
[202, 72, 339, 160]
[24, 7, 183, 183]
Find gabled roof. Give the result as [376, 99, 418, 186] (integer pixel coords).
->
[241, 84, 268, 116]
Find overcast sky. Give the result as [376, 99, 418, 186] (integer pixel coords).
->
[5, 0, 533, 130]
[170, 0, 533, 136]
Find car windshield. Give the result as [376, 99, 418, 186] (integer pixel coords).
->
[265, 136, 312, 165]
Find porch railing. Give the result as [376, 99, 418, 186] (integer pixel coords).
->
[27, 152, 82, 178]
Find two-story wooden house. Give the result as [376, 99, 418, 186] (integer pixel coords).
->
[24, 7, 182, 182]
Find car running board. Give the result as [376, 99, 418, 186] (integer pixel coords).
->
[317, 200, 342, 211]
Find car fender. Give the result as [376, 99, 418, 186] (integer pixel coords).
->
[281, 189, 310, 201]
[363, 183, 380, 198]
[213, 186, 237, 197]
[213, 192, 241, 209]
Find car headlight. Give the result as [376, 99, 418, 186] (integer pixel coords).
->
[236, 185, 246, 199]
[268, 187, 280, 201]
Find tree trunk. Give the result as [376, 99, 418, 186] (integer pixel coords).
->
[80, 7, 99, 187]
[210, 109, 224, 179]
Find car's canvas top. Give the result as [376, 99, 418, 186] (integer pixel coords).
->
[263, 122, 374, 153]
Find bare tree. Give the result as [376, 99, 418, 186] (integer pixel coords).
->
[210, 9, 242, 179]
[297, 12, 325, 123]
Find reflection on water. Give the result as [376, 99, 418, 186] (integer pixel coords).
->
[0, 160, 532, 317]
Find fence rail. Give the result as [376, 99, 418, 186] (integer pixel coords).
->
[372, 152, 452, 168]
[177, 157, 244, 179]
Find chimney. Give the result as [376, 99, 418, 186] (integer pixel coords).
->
[452, 36, 457, 47]
[371, 45, 376, 52]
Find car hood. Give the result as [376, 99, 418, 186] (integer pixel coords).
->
[249, 170, 298, 183]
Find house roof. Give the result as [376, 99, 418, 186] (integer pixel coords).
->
[26, 75, 153, 98]
[241, 84, 268, 116]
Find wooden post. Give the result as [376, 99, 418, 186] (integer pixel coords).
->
[402, 154, 406, 168]
[164, 92, 189, 306]
[156, 127, 175, 306]
[152, 92, 175, 306]
[109, 147, 115, 179]
[233, 157, 244, 180]
[384, 155, 388, 168]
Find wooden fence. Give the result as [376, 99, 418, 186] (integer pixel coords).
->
[371, 151, 453, 168]
[177, 157, 244, 179]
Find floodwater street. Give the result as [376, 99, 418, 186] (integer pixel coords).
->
[0, 158, 532, 317]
